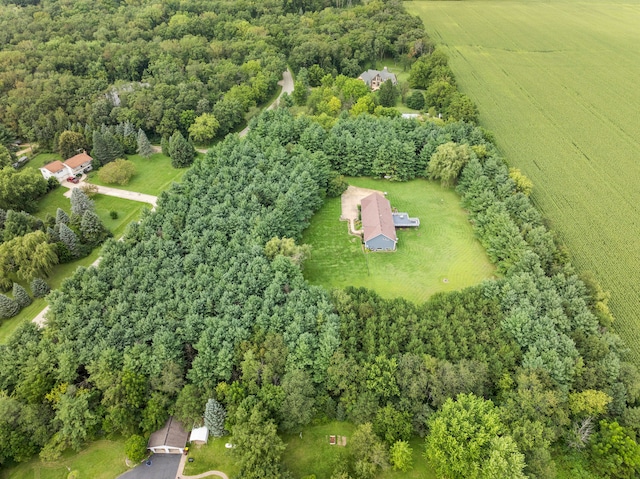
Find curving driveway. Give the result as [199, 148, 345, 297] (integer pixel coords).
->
[63, 182, 158, 209]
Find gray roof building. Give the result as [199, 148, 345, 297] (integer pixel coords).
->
[361, 193, 397, 251]
[147, 417, 189, 454]
[358, 67, 398, 91]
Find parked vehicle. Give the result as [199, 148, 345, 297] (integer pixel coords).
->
[68, 177, 79, 184]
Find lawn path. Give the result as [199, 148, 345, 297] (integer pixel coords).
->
[63, 181, 158, 208]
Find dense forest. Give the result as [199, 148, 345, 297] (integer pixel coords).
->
[0, 0, 639, 478]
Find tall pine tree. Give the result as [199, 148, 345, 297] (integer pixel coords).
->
[70, 188, 94, 217]
[91, 130, 108, 167]
[12, 283, 31, 308]
[169, 131, 195, 168]
[56, 208, 70, 225]
[80, 210, 108, 246]
[59, 223, 78, 254]
[137, 129, 153, 158]
[204, 399, 227, 437]
[0, 293, 19, 318]
[30, 278, 50, 298]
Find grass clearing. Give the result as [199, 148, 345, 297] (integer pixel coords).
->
[183, 438, 240, 477]
[281, 422, 437, 479]
[0, 188, 146, 343]
[302, 178, 496, 305]
[406, 0, 640, 363]
[88, 153, 186, 196]
[0, 438, 128, 479]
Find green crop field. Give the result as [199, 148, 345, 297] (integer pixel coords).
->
[301, 178, 496, 304]
[406, 0, 640, 363]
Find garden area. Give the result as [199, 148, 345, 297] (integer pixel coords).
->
[182, 438, 239, 477]
[302, 178, 496, 305]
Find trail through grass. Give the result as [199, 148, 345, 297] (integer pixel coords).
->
[302, 178, 496, 304]
[407, 0, 640, 363]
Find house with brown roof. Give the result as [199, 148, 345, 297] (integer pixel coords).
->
[147, 417, 189, 454]
[64, 151, 93, 176]
[361, 192, 398, 251]
[39, 160, 72, 182]
[39, 152, 93, 182]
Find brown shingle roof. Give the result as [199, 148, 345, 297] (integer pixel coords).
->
[64, 152, 92, 169]
[147, 417, 189, 449]
[361, 193, 396, 242]
[43, 160, 67, 173]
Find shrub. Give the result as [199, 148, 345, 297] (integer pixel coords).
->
[110, 210, 118, 219]
[97, 159, 136, 185]
[31, 278, 51, 298]
[80, 183, 99, 198]
[12, 283, 32, 308]
[125, 435, 148, 463]
[405, 90, 425, 110]
[0, 293, 19, 318]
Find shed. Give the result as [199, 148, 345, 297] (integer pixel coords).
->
[361, 193, 397, 251]
[148, 417, 189, 454]
[189, 426, 209, 445]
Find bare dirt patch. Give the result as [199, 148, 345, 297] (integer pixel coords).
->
[340, 185, 383, 234]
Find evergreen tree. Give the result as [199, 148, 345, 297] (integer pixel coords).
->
[59, 223, 78, 254]
[12, 283, 31, 308]
[378, 79, 398, 107]
[0, 293, 19, 318]
[30, 278, 50, 298]
[204, 398, 227, 437]
[70, 189, 94, 217]
[137, 129, 153, 158]
[103, 131, 124, 164]
[161, 136, 170, 156]
[56, 208, 70, 225]
[91, 130, 108, 167]
[168, 131, 195, 168]
[80, 210, 107, 246]
[47, 226, 60, 242]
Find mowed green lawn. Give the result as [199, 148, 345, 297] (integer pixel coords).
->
[88, 153, 187, 196]
[406, 0, 640, 363]
[183, 438, 240, 477]
[281, 421, 437, 479]
[0, 188, 147, 343]
[0, 438, 128, 479]
[302, 178, 496, 304]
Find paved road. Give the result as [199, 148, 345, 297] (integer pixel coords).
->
[63, 182, 158, 208]
[238, 68, 294, 138]
[117, 454, 181, 479]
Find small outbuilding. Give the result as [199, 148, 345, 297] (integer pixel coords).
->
[148, 417, 189, 454]
[189, 426, 209, 445]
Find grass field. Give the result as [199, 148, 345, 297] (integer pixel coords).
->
[281, 421, 437, 479]
[0, 188, 146, 343]
[88, 153, 187, 196]
[406, 0, 640, 363]
[301, 178, 496, 304]
[183, 438, 240, 477]
[0, 438, 128, 479]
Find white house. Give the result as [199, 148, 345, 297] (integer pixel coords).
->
[39, 152, 93, 183]
[64, 151, 93, 176]
[39, 160, 72, 182]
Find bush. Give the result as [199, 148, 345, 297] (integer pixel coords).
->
[97, 159, 136, 185]
[0, 293, 20, 318]
[12, 283, 32, 308]
[80, 183, 99, 198]
[31, 278, 51, 298]
[405, 90, 425, 110]
[109, 210, 118, 219]
[125, 435, 148, 463]
[47, 177, 60, 191]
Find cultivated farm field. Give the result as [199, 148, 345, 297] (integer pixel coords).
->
[302, 178, 496, 304]
[407, 0, 640, 363]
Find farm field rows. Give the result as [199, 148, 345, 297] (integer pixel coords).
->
[302, 178, 496, 304]
[407, 0, 640, 363]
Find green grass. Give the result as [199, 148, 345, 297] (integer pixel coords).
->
[88, 153, 186, 196]
[0, 188, 146, 343]
[183, 438, 240, 477]
[281, 422, 437, 479]
[406, 0, 640, 363]
[302, 178, 496, 304]
[0, 438, 128, 479]
[31, 152, 63, 168]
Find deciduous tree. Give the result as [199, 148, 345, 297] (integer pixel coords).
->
[98, 159, 136, 185]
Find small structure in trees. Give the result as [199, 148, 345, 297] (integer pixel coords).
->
[360, 193, 419, 252]
[358, 67, 398, 91]
[189, 426, 209, 445]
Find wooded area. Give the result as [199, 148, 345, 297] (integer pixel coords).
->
[0, 0, 638, 478]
